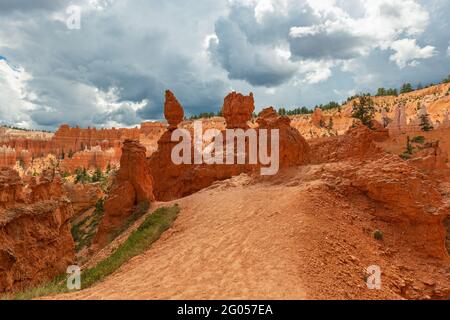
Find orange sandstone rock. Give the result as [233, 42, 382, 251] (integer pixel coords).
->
[257, 107, 310, 167]
[346, 155, 449, 259]
[311, 108, 325, 127]
[164, 90, 184, 131]
[94, 140, 154, 247]
[64, 182, 104, 216]
[222, 92, 255, 129]
[0, 169, 75, 293]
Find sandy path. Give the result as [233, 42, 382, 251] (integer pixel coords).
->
[52, 177, 311, 300]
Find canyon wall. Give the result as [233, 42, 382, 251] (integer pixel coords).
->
[0, 169, 75, 293]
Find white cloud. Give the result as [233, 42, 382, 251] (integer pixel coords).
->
[389, 38, 437, 68]
[289, 0, 431, 61]
[0, 59, 36, 128]
[290, 25, 321, 38]
[448, 44, 450, 57]
[295, 60, 334, 84]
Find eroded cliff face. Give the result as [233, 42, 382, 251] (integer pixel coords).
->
[309, 124, 388, 164]
[64, 182, 104, 217]
[0, 169, 75, 293]
[94, 140, 154, 248]
[308, 126, 450, 261]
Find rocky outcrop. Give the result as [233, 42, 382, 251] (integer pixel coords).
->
[311, 108, 325, 127]
[0, 169, 75, 293]
[150, 93, 311, 201]
[64, 182, 104, 216]
[310, 125, 385, 164]
[408, 141, 449, 172]
[0, 168, 25, 209]
[345, 155, 449, 259]
[222, 92, 255, 129]
[53, 125, 140, 153]
[59, 147, 120, 173]
[257, 107, 310, 167]
[94, 140, 154, 247]
[0, 146, 17, 168]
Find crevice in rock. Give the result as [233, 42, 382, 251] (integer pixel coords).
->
[445, 215, 450, 256]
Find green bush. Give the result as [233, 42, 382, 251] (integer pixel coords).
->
[373, 230, 384, 241]
[411, 136, 425, 144]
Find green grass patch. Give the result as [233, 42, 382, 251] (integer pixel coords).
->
[107, 200, 150, 244]
[5, 204, 180, 300]
[81, 204, 179, 289]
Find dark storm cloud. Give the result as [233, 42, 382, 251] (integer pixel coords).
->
[289, 30, 368, 60]
[209, 18, 296, 87]
[0, 0, 228, 129]
[208, 1, 318, 87]
[0, 0, 71, 14]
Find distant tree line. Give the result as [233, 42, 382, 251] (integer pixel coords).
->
[375, 76, 450, 97]
[0, 125, 52, 133]
[188, 111, 222, 120]
[278, 107, 312, 116]
[184, 76, 450, 122]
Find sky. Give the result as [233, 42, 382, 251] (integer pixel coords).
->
[0, 0, 449, 130]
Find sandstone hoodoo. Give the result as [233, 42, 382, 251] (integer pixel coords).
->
[149, 91, 312, 201]
[164, 90, 184, 131]
[222, 92, 255, 129]
[0, 168, 75, 294]
[94, 140, 155, 247]
[257, 107, 310, 167]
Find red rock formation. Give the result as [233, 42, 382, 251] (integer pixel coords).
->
[53, 125, 140, 153]
[59, 147, 120, 173]
[0, 169, 75, 293]
[0, 124, 142, 171]
[408, 141, 449, 172]
[310, 124, 386, 164]
[94, 140, 154, 247]
[64, 182, 104, 216]
[0, 147, 17, 171]
[222, 92, 255, 129]
[149, 94, 311, 201]
[308, 125, 449, 260]
[0, 168, 25, 209]
[140, 121, 167, 136]
[311, 108, 325, 127]
[344, 155, 449, 259]
[164, 90, 184, 130]
[257, 107, 310, 167]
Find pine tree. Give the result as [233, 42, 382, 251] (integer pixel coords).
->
[406, 136, 414, 154]
[351, 95, 375, 129]
[419, 114, 434, 132]
[400, 83, 413, 94]
[328, 118, 334, 130]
